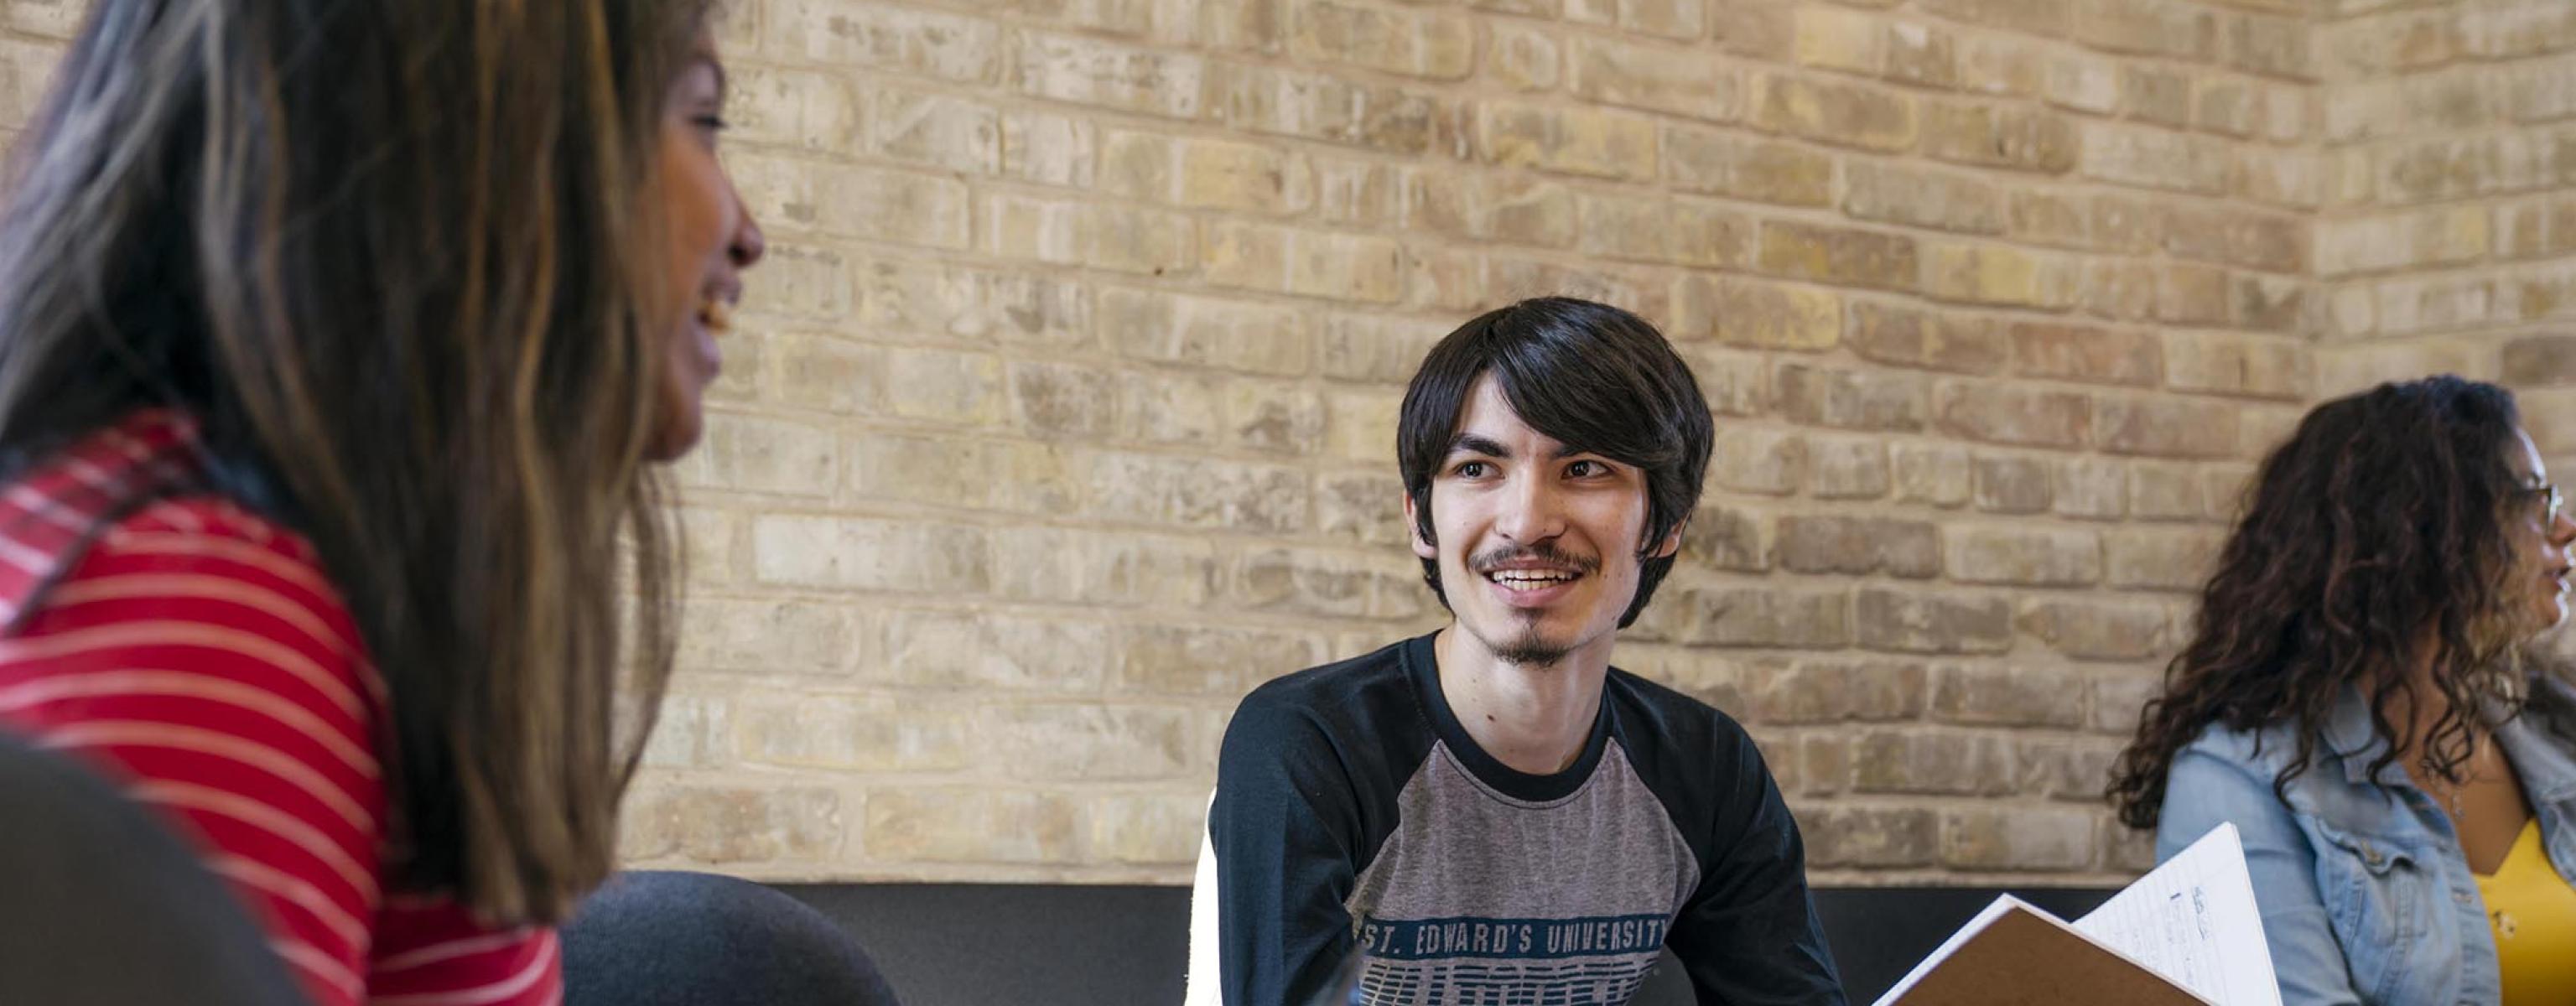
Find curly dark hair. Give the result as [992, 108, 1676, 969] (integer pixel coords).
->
[2108, 376, 2559, 830]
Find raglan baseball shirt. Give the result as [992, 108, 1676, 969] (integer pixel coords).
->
[1211, 632, 1845, 1006]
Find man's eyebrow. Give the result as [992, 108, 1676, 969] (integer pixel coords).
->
[1446, 434, 1511, 459]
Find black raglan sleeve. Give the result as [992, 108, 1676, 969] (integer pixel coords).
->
[1210, 690, 1370, 1006]
[1660, 729, 1846, 1005]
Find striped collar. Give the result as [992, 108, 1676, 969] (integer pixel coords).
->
[0, 410, 208, 628]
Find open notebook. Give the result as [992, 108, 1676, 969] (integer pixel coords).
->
[1871, 823, 2283, 1006]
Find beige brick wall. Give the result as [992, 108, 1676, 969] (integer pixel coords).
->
[1, 0, 2567, 887]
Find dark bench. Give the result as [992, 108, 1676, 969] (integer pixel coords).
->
[776, 883, 2119, 1006]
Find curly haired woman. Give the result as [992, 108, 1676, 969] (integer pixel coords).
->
[2110, 376, 2576, 1005]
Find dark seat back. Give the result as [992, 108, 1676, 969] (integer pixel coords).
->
[0, 732, 309, 1005]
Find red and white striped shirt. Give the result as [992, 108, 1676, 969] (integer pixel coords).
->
[0, 412, 560, 1006]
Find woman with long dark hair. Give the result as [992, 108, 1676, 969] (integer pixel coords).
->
[2110, 376, 2576, 1004]
[0, 1, 806, 1003]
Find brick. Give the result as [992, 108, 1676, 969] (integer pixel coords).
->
[2236, 149, 2322, 212]
[1117, 623, 1327, 696]
[865, 790, 1079, 864]
[870, 87, 998, 173]
[1229, 547, 1377, 618]
[766, 1, 1002, 81]
[2022, 738, 2124, 802]
[738, 693, 974, 772]
[2080, 122, 2231, 195]
[2326, 8, 2459, 73]
[2094, 671, 2163, 734]
[1578, 194, 1752, 268]
[1846, 303, 2008, 375]
[2054, 456, 2127, 520]
[2501, 199, 2576, 260]
[1748, 661, 1928, 724]
[2505, 334, 2576, 386]
[1490, 23, 1563, 91]
[1324, 388, 1405, 464]
[1571, 36, 1745, 122]
[2018, 598, 2171, 661]
[1778, 362, 1929, 432]
[1089, 791, 1211, 867]
[2376, 131, 2575, 206]
[1174, 138, 1309, 214]
[2315, 208, 2492, 277]
[989, 527, 1218, 607]
[2129, 461, 2204, 521]
[1895, 442, 1973, 508]
[1478, 101, 1660, 181]
[983, 194, 1195, 275]
[1674, 277, 1841, 350]
[1407, 173, 1578, 246]
[1316, 471, 1406, 547]
[1841, 163, 2006, 236]
[1972, 454, 2052, 515]
[1758, 222, 1919, 292]
[884, 346, 1006, 426]
[1083, 452, 1308, 533]
[638, 692, 730, 770]
[887, 611, 1112, 692]
[1885, 21, 1960, 88]
[1852, 730, 2018, 795]
[2121, 65, 2194, 129]
[752, 516, 989, 594]
[2095, 396, 2241, 459]
[1, 0, 81, 38]
[1484, 258, 1667, 321]
[1203, 220, 1406, 302]
[1014, 30, 1203, 118]
[1777, 515, 1940, 577]
[1711, 427, 1806, 495]
[624, 786, 843, 864]
[1946, 526, 2101, 586]
[2153, 264, 2233, 326]
[2083, 262, 2160, 323]
[857, 261, 1090, 349]
[2043, 51, 2120, 114]
[1662, 127, 1835, 206]
[1615, 0, 1709, 39]
[1856, 587, 2013, 654]
[1711, 0, 1796, 60]
[1752, 74, 1917, 152]
[1009, 361, 1121, 440]
[1680, 502, 1774, 572]
[1940, 806, 2095, 870]
[730, 66, 863, 155]
[1922, 102, 2077, 174]
[1919, 0, 2066, 36]
[1221, 380, 1325, 455]
[2461, 1, 2576, 59]
[2009, 322, 2160, 388]
[1935, 381, 2090, 449]
[1923, 243, 2077, 309]
[1001, 108, 1098, 187]
[1198, 0, 1288, 53]
[2008, 191, 2157, 254]
[845, 433, 1080, 513]
[1212, 64, 1459, 156]
[2071, 0, 2215, 60]
[1291, 1, 1474, 80]
[986, 704, 1193, 780]
[2107, 527, 2223, 590]
[1321, 314, 1441, 385]
[678, 597, 871, 677]
[1311, 157, 1403, 226]
[1959, 34, 2045, 97]
[1665, 585, 1852, 648]
[2222, 10, 2312, 79]
[1807, 806, 1938, 869]
[1808, 434, 1893, 500]
[2163, 331, 2312, 401]
[2195, 80, 2262, 138]
[1794, 6, 1885, 74]
[1101, 288, 1307, 376]
[1931, 665, 2088, 728]
[2325, 75, 2495, 145]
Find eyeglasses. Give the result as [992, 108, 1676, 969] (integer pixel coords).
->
[2523, 482, 2565, 524]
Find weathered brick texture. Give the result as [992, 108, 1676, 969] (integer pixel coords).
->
[8, 0, 2570, 888]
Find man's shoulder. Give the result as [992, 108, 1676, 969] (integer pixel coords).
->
[1603, 665, 1753, 754]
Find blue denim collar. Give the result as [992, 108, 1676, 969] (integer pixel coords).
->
[2319, 685, 2397, 787]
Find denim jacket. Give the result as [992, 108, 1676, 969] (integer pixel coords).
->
[2158, 684, 2576, 1006]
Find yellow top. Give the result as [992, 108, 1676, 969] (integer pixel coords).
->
[2475, 818, 2576, 1006]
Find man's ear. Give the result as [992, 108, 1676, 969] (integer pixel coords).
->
[1405, 493, 1436, 561]
[1644, 517, 1685, 560]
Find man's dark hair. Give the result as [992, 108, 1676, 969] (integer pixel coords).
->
[1396, 297, 1714, 629]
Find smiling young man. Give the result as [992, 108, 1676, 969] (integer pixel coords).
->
[1208, 298, 1845, 1006]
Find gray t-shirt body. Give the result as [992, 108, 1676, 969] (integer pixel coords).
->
[1211, 633, 1845, 1006]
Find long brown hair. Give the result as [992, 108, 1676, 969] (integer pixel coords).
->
[2109, 376, 2547, 830]
[0, 0, 709, 921]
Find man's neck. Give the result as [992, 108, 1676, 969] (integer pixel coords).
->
[1433, 624, 1613, 776]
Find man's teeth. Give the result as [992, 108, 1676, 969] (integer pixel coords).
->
[1488, 570, 1575, 586]
[699, 298, 734, 333]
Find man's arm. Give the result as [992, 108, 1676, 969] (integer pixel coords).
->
[1663, 733, 1846, 1006]
[1209, 693, 1368, 1006]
